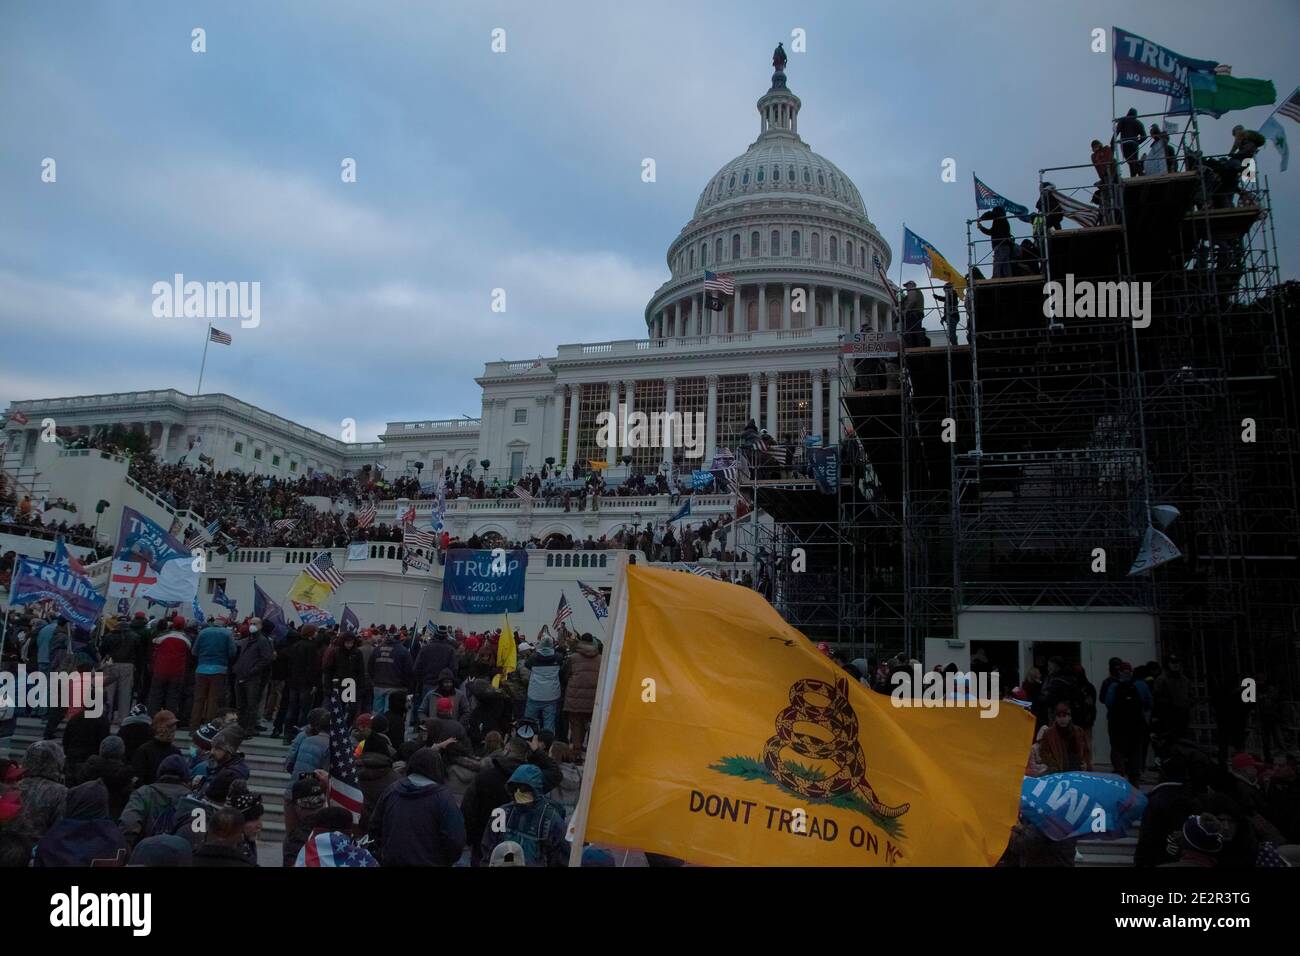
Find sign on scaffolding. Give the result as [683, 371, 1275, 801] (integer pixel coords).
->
[840, 331, 900, 357]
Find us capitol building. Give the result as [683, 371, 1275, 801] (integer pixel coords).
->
[5, 52, 897, 543]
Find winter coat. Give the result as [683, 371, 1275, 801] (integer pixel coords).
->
[563, 643, 601, 714]
[284, 730, 331, 797]
[480, 764, 569, 867]
[1037, 724, 1093, 774]
[16, 741, 68, 838]
[369, 638, 412, 689]
[150, 631, 192, 682]
[413, 640, 456, 691]
[523, 650, 562, 703]
[322, 638, 366, 693]
[118, 778, 190, 847]
[131, 738, 181, 786]
[286, 637, 323, 690]
[368, 776, 466, 866]
[232, 633, 274, 683]
[78, 754, 134, 820]
[35, 780, 128, 867]
[357, 751, 401, 833]
[461, 746, 561, 851]
[193, 626, 236, 675]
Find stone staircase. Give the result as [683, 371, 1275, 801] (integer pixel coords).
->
[9, 717, 292, 867]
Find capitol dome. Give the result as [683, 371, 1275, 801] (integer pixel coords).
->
[645, 49, 892, 340]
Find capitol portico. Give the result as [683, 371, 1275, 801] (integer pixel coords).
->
[5, 54, 888, 512]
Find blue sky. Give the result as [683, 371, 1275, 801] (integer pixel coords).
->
[3, 0, 1297, 441]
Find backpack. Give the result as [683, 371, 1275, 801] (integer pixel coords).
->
[1109, 680, 1145, 726]
[143, 790, 181, 839]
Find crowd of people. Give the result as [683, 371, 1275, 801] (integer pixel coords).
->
[0, 607, 634, 867]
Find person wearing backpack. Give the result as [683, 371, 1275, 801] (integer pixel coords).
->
[1104, 662, 1152, 785]
[118, 753, 191, 848]
[480, 763, 569, 867]
[1072, 664, 1098, 745]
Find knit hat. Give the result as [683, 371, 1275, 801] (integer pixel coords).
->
[129, 835, 193, 867]
[228, 789, 264, 822]
[489, 841, 527, 867]
[211, 727, 243, 753]
[354, 713, 373, 732]
[193, 721, 220, 751]
[152, 710, 178, 732]
[98, 736, 126, 760]
[291, 774, 326, 809]
[156, 755, 189, 781]
[124, 703, 150, 724]
[1182, 814, 1225, 854]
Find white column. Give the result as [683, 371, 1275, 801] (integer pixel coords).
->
[766, 371, 779, 438]
[853, 293, 862, 333]
[733, 285, 742, 333]
[783, 283, 791, 330]
[565, 385, 580, 470]
[621, 380, 636, 460]
[705, 374, 718, 465]
[808, 285, 817, 330]
[690, 296, 699, 337]
[828, 371, 841, 441]
[674, 301, 682, 337]
[811, 369, 824, 441]
[832, 289, 840, 330]
[607, 381, 619, 462]
[758, 284, 767, 331]
[662, 377, 676, 468]
[749, 373, 761, 424]
[551, 386, 565, 464]
[159, 423, 173, 460]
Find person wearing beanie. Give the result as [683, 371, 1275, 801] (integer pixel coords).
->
[367, 747, 466, 867]
[128, 834, 193, 867]
[34, 779, 128, 867]
[131, 710, 180, 787]
[78, 734, 133, 820]
[282, 772, 328, 867]
[522, 637, 563, 734]
[192, 806, 256, 867]
[199, 728, 250, 798]
[1160, 813, 1225, 867]
[322, 632, 366, 724]
[412, 627, 457, 703]
[190, 617, 237, 730]
[226, 782, 264, 862]
[16, 739, 68, 839]
[117, 703, 153, 762]
[118, 753, 191, 848]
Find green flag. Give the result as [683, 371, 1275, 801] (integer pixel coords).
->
[1171, 76, 1277, 119]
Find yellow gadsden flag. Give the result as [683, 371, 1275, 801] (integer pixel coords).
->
[286, 572, 334, 608]
[493, 614, 517, 688]
[578, 566, 1032, 867]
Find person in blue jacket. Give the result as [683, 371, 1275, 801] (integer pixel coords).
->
[480, 763, 569, 867]
[367, 747, 465, 866]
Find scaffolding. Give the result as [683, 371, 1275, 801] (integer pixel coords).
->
[755, 105, 1299, 751]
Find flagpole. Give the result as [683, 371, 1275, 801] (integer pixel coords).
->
[196, 323, 212, 396]
[567, 552, 630, 866]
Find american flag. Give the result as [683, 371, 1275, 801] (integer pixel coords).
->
[553, 593, 573, 630]
[272, 518, 298, 532]
[8, 409, 29, 425]
[354, 504, 377, 529]
[184, 518, 221, 550]
[755, 433, 789, 465]
[403, 526, 436, 549]
[678, 563, 720, 579]
[704, 270, 735, 294]
[325, 683, 365, 822]
[1278, 85, 1300, 123]
[295, 830, 378, 867]
[513, 484, 532, 500]
[208, 326, 232, 346]
[395, 505, 417, 526]
[1047, 187, 1100, 228]
[305, 551, 346, 589]
[577, 580, 608, 620]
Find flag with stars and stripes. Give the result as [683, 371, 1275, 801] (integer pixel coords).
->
[305, 551, 346, 590]
[1046, 187, 1100, 228]
[704, 271, 734, 311]
[294, 829, 378, 867]
[554, 593, 573, 630]
[403, 526, 435, 550]
[184, 518, 221, 550]
[395, 505, 417, 526]
[577, 580, 608, 620]
[354, 504, 377, 529]
[325, 683, 365, 821]
[677, 563, 721, 579]
[208, 326, 232, 346]
[513, 484, 533, 500]
[271, 518, 298, 533]
[1278, 85, 1300, 123]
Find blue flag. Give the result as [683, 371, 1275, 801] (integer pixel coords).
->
[667, 499, 692, 524]
[341, 604, 361, 634]
[192, 598, 206, 625]
[901, 225, 936, 266]
[973, 174, 1034, 224]
[213, 585, 237, 614]
[253, 580, 289, 640]
[10, 555, 106, 629]
[1112, 27, 1217, 99]
[1020, 772, 1147, 842]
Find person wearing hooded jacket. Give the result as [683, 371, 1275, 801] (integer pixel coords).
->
[233, 618, 275, 735]
[16, 739, 68, 839]
[412, 631, 457, 700]
[147, 617, 192, 718]
[79, 735, 133, 820]
[480, 763, 568, 867]
[562, 635, 601, 752]
[322, 631, 366, 722]
[118, 753, 191, 848]
[368, 629, 412, 717]
[283, 708, 331, 834]
[35, 779, 128, 867]
[461, 727, 561, 866]
[367, 747, 465, 866]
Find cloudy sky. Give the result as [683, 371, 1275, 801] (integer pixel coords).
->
[3, 0, 1297, 441]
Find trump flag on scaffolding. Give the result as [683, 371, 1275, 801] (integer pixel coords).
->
[573, 565, 1033, 866]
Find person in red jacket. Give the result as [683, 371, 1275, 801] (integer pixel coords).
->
[147, 616, 192, 717]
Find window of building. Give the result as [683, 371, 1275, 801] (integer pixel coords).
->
[289, 460, 297, 472]
[272, 454, 281, 467]
[207, 578, 226, 596]
[818, 171, 826, 187]
[829, 236, 838, 262]
[770, 229, 780, 256]
[253, 448, 263, 461]
[510, 451, 524, 479]
[729, 174, 735, 189]
[845, 240, 853, 265]
[772, 166, 780, 182]
[860, 245, 866, 268]
[750, 231, 760, 257]
[776, 371, 814, 443]
[233, 441, 243, 454]
[732, 233, 740, 259]
[756, 167, 764, 183]
[768, 297, 782, 330]
[741, 169, 749, 186]
[811, 233, 821, 259]
[791, 231, 801, 256]
[802, 167, 810, 183]
[700, 242, 707, 267]
[689, 248, 695, 270]
[788, 165, 795, 182]
[514, 408, 527, 424]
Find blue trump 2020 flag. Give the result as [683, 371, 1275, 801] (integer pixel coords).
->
[254, 580, 289, 639]
[1020, 771, 1147, 842]
[441, 549, 527, 614]
[10, 556, 107, 629]
[1112, 27, 1217, 99]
